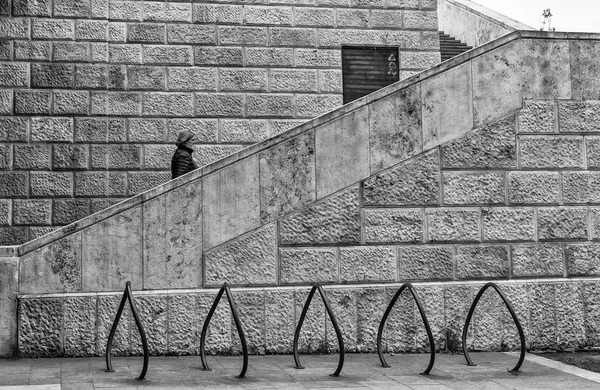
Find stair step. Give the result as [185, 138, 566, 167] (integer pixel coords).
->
[438, 31, 472, 61]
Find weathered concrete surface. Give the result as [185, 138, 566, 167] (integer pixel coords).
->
[0, 257, 18, 356]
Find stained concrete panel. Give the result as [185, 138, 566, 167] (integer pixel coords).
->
[570, 40, 600, 100]
[203, 155, 260, 250]
[0, 257, 18, 356]
[316, 107, 370, 199]
[421, 61, 473, 149]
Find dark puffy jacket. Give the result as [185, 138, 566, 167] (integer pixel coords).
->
[171, 146, 198, 179]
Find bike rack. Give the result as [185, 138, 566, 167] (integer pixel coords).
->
[200, 282, 248, 378]
[376, 283, 436, 375]
[292, 283, 345, 377]
[461, 282, 526, 373]
[105, 281, 149, 381]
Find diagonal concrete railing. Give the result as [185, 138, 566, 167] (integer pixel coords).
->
[4, 30, 600, 356]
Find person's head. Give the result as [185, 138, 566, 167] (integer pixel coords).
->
[175, 131, 195, 149]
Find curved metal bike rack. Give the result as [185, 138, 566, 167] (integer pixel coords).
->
[293, 283, 345, 377]
[461, 282, 526, 373]
[376, 283, 436, 375]
[200, 282, 248, 378]
[105, 281, 149, 381]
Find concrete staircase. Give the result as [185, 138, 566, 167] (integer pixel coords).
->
[438, 31, 473, 62]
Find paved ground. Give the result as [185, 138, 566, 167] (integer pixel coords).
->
[1, 352, 600, 389]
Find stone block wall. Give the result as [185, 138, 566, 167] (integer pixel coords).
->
[5, 31, 600, 356]
[0, 0, 440, 245]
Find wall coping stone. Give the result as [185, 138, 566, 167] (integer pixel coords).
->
[441, 0, 534, 32]
[8, 30, 600, 257]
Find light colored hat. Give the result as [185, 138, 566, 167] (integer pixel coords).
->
[175, 131, 194, 146]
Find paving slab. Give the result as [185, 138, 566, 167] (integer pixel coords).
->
[0, 352, 599, 389]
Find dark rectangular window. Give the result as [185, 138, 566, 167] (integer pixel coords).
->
[342, 46, 399, 104]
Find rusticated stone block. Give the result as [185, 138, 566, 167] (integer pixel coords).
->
[0, 172, 28, 197]
[324, 289, 357, 352]
[91, 42, 108, 62]
[0, 18, 29, 39]
[168, 119, 218, 143]
[129, 118, 167, 142]
[143, 144, 171, 169]
[144, 45, 193, 65]
[520, 135, 584, 169]
[427, 208, 480, 243]
[563, 171, 600, 203]
[0, 63, 28, 87]
[456, 245, 509, 279]
[383, 285, 417, 352]
[197, 292, 231, 354]
[85, 147, 105, 170]
[280, 247, 337, 284]
[336, 8, 369, 28]
[279, 186, 360, 245]
[443, 172, 505, 205]
[53, 144, 89, 170]
[363, 150, 439, 206]
[414, 285, 445, 352]
[529, 283, 557, 350]
[132, 295, 168, 355]
[470, 283, 504, 351]
[29, 227, 56, 240]
[195, 145, 244, 166]
[538, 207, 587, 240]
[0, 144, 10, 170]
[205, 224, 276, 286]
[498, 283, 530, 351]
[518, 100, 555, 133]
[128, 66, 165, 90]
[221, 119, 268, 143]
[220, 68, 267, 91]
[259, 130, 315, 222]
[319, 69, 342, 93]
[76, 20, 108, 41]
[14, 90, 51, 115]
[294, 288, 326, 354]
[52, 199, 90, 225]
[128, 172, 170, 195]
[75, 118, 107, 142]
[97, 294, 131, 356]
[0, 118, 28, 141]
[270, 119, 307, 136]
[592, 208, 600, 239]
[31, 172, 73, 197]
[14, 199, 51, 224]
[0, 89, 10, 114]
[108, 22, 126, 42]
[442, 116, 516, 169]
[195, 93, 244, 117]
[556, 282, 586, 349]
[508, 171, 559, 204]
[107, 144, 142, 169]
[270, 69, 317, 92]
[340, 246, 395, 282]
[363, 209, 423, 243]
[246, 94, 293, 117]
[105, 92, 142, 116]
[13, 144, 51, 169]
[566, 244, 600, 276]
[265, 290, 294, 353]
[559, 101, 600, 133]
[229, 291, 265, 354]
[295, 48, 340, 67]
[168, 67, 216, 91]
[128, 23, 165, 43]
[14, 0, 51, 16]
[319, 29, 420, 48]
[246, 48, 293, 67]
[19, 298, 63, 357]
[108, 44, 141, 63]
[355, 287, 385, 352]
[246, 5, 291, 25]
[512, 244, 563, 277]
[296, 94, 342, 117]
[219, 26, 267, 45]
[168, 294, 199, 355]
[294, 7, 335, 27]
[54, 0, 88, 17]
[583, 282, 600, 345]
[194, 4, 243, 23]
[369, 9, 402, 28]
[14, 41, 50, 61]
[400, 52, 440, 69]
[444, 284, 476, 350]
[398, 246, 453, 280]
[0, 227, 28, 245]
[482, 207, 534, 241]
[82, 207, 143, 292]
[404, 10, 437, 29]
[194, 46, 243, 66]
[0, 41, 9, 60]
[31, 117, 73, 142]
[75, 64, 107, 89]
[53, 42, 89, 62]
[31, 63, 73, 88]
[369, 84, 422, 172]
[109, 1, 140, 20]
[587, 137, 600, 168]
[75, 171, 107, 196]
[269, 27, 316, 47]
[0, 200, 9, 226]
[63, 296, 96, 357]
[53, 90, 89, 115]
[19, 232, 82, 294]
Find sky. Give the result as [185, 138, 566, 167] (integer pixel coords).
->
[472, 0, 600, 33]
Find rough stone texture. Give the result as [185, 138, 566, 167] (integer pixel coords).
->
[427, 208, 480, 243]
[421, 62, 472, 149]
[15, 90, 50, 115]
[528, 283, 557, 350]
[19, 232, 81, 294]
[324, 289, 357, 352]
[363, 208, 423, 243]
[97, 294, 131, 356]
[587, 137, 600, 168]
[558, 101, 600, 133]
[259, 131, 315, 223]
[197, 292, 231, 354]
[415, 285, 445, 352]
[383, 285, 416, 352]
[168, 294, 199, 355]
[442, 116, 516, 169]
[52, 199, 90, 225]
[294, 288, 326, 354]
[63, 296, 96, 357]
[512, 244, 563, 278]
[280, 247, 337, 284]
[265, 290, 295, 353]
[205, 224, 276, 286]
[443, 171, 505, 205]
[482, 207, 535, 241]
[508, 171, 560, 204]
[133, 295, 168, 355]
[81, 207, 143, 292]
[538, 207, 587, 241]
[583, 282, 600, 345]
[520, 136, 584, 169]
[0, 257, 18, 357]
[12, 199, 51, 225]
[339, 246, 395, 282]
[229, 291, 265, 354]
[270, 69, 317, 92]
[369, 85, 422, 173]
[563, 172, 600, 203]
[566, 244, 600, 276]
[279, 186, 360, 245]
[220, 119, 268, 143]
[19, 298, 63, 357]
[363, 150, 440, 206]
[356, 287, 385, 353]
[456, 245, 509, 279]
[591, 208, 600, 240]
[556, 282, 586, 349]
[0, 200, 9, 226]
[398, 246, 453, 280]
[128, 172, 170, 195]
[13, 144, 51, 170]
[0, 172, 28, 198]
